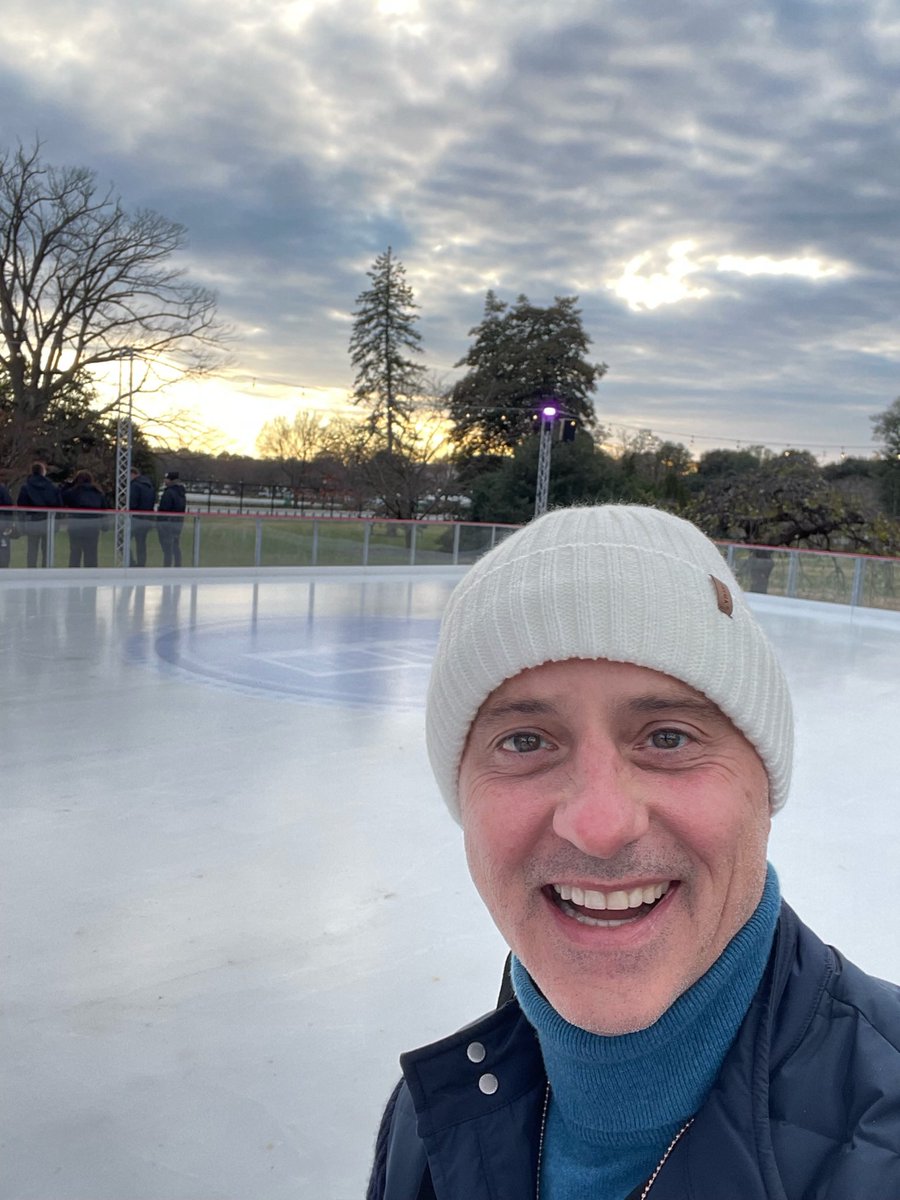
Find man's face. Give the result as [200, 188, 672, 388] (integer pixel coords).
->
[458, 658, 771, 1035]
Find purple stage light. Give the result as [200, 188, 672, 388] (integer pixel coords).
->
[541, 405, 557, 418]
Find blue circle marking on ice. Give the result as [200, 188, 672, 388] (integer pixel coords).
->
[142, 615, 442, 709]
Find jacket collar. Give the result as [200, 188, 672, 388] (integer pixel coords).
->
[399, 905, 833, 1200]
[401, 1001, 544, 1138]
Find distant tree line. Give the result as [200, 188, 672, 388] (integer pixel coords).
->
[456, 430, 900, 556]
[162, 398, 899, 565]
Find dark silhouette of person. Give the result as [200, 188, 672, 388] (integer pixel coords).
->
[62, 470, 108, 568]
[0, 480, 13, 568]
[157, 471, 187, 567]
[129, 467, 157, 567]
[16, 462, 62, 568]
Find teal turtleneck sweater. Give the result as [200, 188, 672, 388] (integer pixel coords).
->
[512, 865, 781, 1200]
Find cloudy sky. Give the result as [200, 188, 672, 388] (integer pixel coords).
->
[2, 0, 899, 457]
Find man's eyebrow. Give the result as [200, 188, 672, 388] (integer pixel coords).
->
[625, 695, 724, 719]
[474, 699, 560, 726]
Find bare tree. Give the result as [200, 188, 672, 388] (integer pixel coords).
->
[257, 411, 333, 462]
[256, 410, 335, 496]
[0, 141, 225, 457]
[358, 420, 447, 520]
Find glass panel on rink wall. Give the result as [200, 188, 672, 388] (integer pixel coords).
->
[861, 557, 899, 611]
[314, 521, 366, 565]
[458, 522, 496, 563]
[728, 546, 789, 596]
[414, 522, 457, 564]
[795, 552, 855, 605]
[196, 516, 256, 567]
[366, 522, 413, 566]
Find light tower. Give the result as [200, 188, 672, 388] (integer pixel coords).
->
[113, 349, 135, 566]
[534, 403, 557, 518]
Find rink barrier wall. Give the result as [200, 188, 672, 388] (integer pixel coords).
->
[1, 508, 898, 612]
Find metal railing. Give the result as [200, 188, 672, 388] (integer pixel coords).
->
[2, 508, 898, 612]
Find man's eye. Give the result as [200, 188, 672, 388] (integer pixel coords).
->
[499, 732, 548, 753]
[649, 729, 689, 750]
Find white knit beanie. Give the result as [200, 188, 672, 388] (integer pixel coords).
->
[426, 504, 793, 821]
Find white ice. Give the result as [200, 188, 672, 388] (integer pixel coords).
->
[2, 569, 899, 1200]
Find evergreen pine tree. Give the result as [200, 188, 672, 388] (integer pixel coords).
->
[348, 247, 425, 455]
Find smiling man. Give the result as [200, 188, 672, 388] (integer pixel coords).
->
[368, 505, 900, 1200]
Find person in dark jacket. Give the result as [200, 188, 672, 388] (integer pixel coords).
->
[16, 462, 61, 568]
[0, 479, 13, 567]
[369, 505, 900, 1200]
[157, 471, 187, 567]
[61, 470, 108, 568]
[129, 467, 157, 567]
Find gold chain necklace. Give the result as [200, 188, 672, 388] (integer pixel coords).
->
[534, 1081, 694, 1200]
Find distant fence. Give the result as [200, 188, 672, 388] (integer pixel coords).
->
[179, 481, 348, 516]
[1, 508, 898, 612]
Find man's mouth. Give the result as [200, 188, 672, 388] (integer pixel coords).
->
[547, 881, 673, 928]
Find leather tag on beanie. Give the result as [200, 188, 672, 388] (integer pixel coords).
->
[710, 575, 734, 617]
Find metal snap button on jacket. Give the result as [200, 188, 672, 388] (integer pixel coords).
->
[466, 1042, 486, 1063]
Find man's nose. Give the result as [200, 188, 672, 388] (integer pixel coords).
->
[551, 743, 650, 858]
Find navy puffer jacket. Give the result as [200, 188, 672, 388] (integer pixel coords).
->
[129, 475, 156, 511]
[369, 905, 900, 1199]
[63, 482, 107, 520]
[16, 472, 61, 519]
[158, 481, 187, 526]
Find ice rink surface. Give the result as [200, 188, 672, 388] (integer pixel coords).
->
[2, 568, 899, 1200]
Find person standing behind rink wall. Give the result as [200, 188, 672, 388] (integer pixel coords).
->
[129, 467, 157, 567]
[16, 462, 62, 568]
[0, 479, 13, 567]
[62, 470, 108, 568]
[157, 471, 187, 567]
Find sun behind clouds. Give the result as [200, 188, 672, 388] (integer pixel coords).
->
[608, 240, 847, 311]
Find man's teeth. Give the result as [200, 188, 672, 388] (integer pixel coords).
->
[552, 881, 670, 911]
